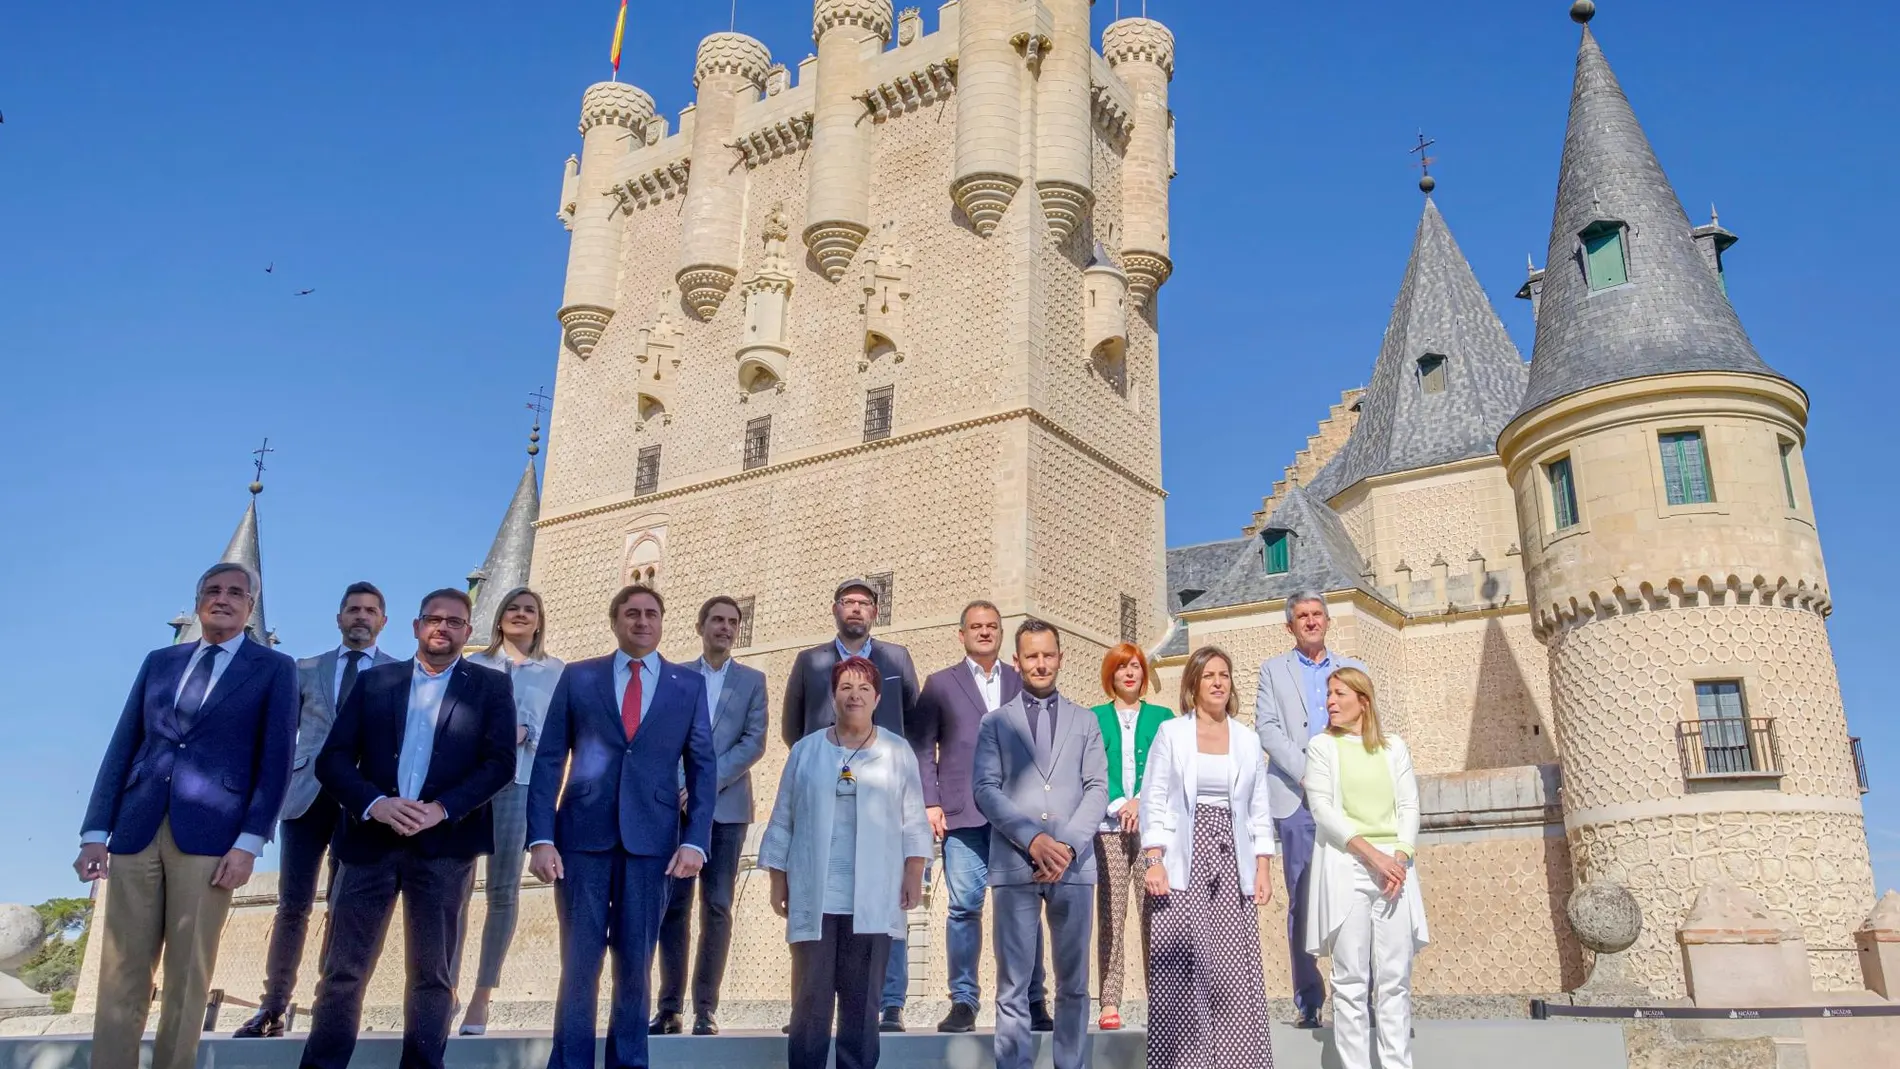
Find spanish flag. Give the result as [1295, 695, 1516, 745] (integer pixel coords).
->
[610, 0, 628, 77]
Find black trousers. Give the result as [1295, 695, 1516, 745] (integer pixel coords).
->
[655, 820, 747, 1016]
[260, 800, 341, 1014]
[298, 851, 475, 1069]
[789, 915, 892, 1069]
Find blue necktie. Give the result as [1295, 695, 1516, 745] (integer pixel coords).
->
[176, 645, 222, 730]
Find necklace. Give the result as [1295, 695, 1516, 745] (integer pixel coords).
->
[835, 725, 875, 785]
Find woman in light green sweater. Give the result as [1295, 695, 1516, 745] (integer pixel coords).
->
[1303, 666, 1427, 1069]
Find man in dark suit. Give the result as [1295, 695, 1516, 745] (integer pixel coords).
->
[912, 601, 1050, 1034]
[781, 577, 920, 1030]
[529, 584, 715, 1069]
[653, 595, 768, 1037]
[298, 588, 516, 1069]
[78, 562, 298, 1069]
[236, 581, 397, 1038]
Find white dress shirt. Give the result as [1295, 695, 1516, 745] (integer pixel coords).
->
[700, 657, 731, 728]
[332, 644, 380, 706]
[966, 657, 1004, 712]
[84, 633, 261, 854]
[366, 659, 456, 819]
[468, 649, 566, 784]
[1103, 701, 1143, 828]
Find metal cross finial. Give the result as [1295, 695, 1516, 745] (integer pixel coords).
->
[1410, 130, 1438, 193]
[249, 437, 274, 494]
[525, 387, 552, 457]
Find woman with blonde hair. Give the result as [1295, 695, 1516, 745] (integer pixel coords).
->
[1089, 643, 1173, 1031]
[1304, 666, 1427, 1069]
[1139, 646, 1276, 1069]
[457, 587, 565, 1035]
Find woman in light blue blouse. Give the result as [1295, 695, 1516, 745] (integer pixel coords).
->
[457, 587, 564, 1035]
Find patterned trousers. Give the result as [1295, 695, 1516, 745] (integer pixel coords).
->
[1093, 829, 1151, 1009]
[1143, 808, 1273, 1069]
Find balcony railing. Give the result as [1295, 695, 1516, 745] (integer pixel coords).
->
[1852, 736, 1871, 794]
[1676, 717, 1783, 781]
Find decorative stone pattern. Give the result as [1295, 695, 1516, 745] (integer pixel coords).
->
[692, 32, 772, 89]
[1397, 613, 1554, 775]
[578, 81, 655, 135]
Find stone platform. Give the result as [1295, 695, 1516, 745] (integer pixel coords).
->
[0, 1022, 1629, 1069]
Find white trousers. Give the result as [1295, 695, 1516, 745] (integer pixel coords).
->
[1329, 862, 1416, 1069]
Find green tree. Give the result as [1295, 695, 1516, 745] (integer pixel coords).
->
[18, 896, 92, 1013]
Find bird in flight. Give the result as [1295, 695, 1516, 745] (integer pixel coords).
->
[265, 262, 274, 274]
[294, 287, 315, 296]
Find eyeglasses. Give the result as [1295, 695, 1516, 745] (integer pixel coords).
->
[838, 597, 876, 609]
[420, 615, 470, 630]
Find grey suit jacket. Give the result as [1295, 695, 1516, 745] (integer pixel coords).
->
[1252, 648, 1369, 819]
[284, 646, 398, 820]
[972, 691, 1109, 887]
[689, 657, 769, 825]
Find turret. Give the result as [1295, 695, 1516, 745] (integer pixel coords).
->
[1034, 0, 1094, 243]
[1083, 242, 1128, 375]
[805, 0, 893, 280]
[467, 422, 543, 645]
[950, 0, 1023, 236]
[1497, 4, 1868, 995]
[677, 32, 772, 320]
[559, 81, 656, 358]
[173, 478, 274, 647]
[1103, 17, 1174, 307]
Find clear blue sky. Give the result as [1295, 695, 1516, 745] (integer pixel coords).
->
[2, 1, 1895, 907]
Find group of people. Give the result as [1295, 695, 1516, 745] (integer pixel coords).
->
[76, 563, 1428, 1069]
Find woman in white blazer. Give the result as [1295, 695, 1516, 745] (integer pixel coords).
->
[1303, 665, 1428, 1069]
[760, 656, 931, 1069]
[1138, 646, 1276, 1069]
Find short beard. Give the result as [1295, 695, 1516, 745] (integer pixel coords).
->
[838, 620, 870, 641]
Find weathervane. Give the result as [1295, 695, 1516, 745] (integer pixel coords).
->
[1411, 130, 1438, 194]
[249, 437, 274, 494]
[526, 387, 552, 457]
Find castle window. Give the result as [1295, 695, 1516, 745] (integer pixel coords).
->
[1778, 438, 1799, 509]
[1417, 354, 1447, 394]
[863, 385, 894, 442]
[1263, 530, 1291, 576]
[1677, 680, 1781, 780]
[1580, 221, 1629, 291]
[635, 445, 661, 497]
[743, 416, 772, 471]
[1660, 430, 1713, 506]
[1546, 456, 1580, 530]
[734, 595, 756, 649]
[1119, 594, 1139, 644]
[867, 572, 894, 626]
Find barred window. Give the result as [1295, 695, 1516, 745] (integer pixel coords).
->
[743, 416, 772, 471]
[635, 445, 661, 497]
[863, 386, 894, 442]
[867, 572, 894, 626]
[734, 595, 755, 649]
[1119, 595, 1138, 644]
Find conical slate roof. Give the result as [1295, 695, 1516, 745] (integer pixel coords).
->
[1312, 197, 1527, 499]
[1517, 24, 1779, 417]
[468, 458, 541, 639]
[1163, 486, 1385, 615]
[176, 489, 270, 645]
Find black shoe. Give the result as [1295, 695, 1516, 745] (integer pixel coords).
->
[233, 1009, 285, 1038]
[781, 1023, 792, 1034]
[692, 1014, 719, 1036]
[1294, 1011, 1322, 1029]
[937, 1003, 977, 1033]
[650, 1010, 684, 1035]
[879, 1007, 906, 1033]
[1029, 1001, 1055, 1032]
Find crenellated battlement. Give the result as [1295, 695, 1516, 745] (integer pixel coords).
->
[579, 81, 655, 135]
[1101, 17, 1175, 79]
[1531, 571, 1832, 640]
[693, 32, 773, 88]
[814, 0, 894, 41]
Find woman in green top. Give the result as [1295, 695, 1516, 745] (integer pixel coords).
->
[1303, 666, 1428, 1069]
[1089, 642, 1173, 1031]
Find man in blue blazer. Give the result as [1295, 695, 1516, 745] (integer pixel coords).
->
[529, 584, 716, 1069]
[298, 588, 517, 1069]
[77, 562, 298, 1069]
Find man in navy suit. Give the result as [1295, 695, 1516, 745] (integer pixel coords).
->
[77, 561, 298, 1069]
[298, 588, 516, 1069]
[910, 601, 1050, 1034]
[529, 584, 716, 1069]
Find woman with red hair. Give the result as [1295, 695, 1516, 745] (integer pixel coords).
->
[1088, 643, 1174, 1030]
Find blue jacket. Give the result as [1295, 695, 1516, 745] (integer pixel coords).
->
[527, 653, 715, 858]
[82, 638, 298, 857]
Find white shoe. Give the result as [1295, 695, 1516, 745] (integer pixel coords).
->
[459, 1024, 487, 1036]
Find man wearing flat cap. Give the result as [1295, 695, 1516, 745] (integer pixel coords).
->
[781, 577, 922, 1031]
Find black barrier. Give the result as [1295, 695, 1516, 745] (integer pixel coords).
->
[1531, 999, 1900, 1021]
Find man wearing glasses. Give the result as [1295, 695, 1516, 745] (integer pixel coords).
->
[781, 578, 921, 1032]
[298, 589, 516, 1069]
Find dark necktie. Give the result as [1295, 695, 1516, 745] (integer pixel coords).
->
[338, 649, 368, 707]
[175, 645, 223, 730]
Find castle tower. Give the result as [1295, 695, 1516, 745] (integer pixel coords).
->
[1101, 17, 1173, 306]
[1034, 0, 1094, 243]
[804, 0, 893, 279]
[676, 32, 773, 319]
[558, 81, 656, 357]
[171, 479, 273, 646]
[949, 0, 1023, 235]
[466, 425, 542, 642]
[1497, 6, 1871, 993]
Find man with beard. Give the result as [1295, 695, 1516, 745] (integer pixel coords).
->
[298, 589, 516, 1069]
[781, 578, 920, 1031]
[235, 581, 397, 1038]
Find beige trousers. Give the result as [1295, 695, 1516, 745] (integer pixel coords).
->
[1094, 828, 1151, 1009]
[90, 820, 234, 1069]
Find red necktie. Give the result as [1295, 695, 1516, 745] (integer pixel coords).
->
[621, 662, 643, 741]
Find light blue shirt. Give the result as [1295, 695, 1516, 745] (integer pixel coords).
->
[614, 649, 662, 724]
[835, 636, 873, 664]
[390, 659, 457, 812]
[83, 633, 264, 855]
[1296, 647, 1335, 739]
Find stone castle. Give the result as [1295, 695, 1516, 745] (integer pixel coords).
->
[71, 0, 1875, 1022]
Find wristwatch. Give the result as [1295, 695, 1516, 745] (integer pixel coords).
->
[1143, 853, 1165, 870]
